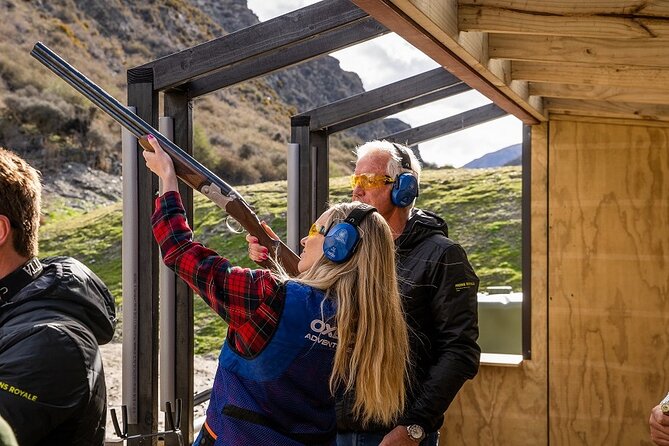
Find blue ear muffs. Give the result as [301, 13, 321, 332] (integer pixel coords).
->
[323, 204, 377, 263]
[391, 144, 419, 208]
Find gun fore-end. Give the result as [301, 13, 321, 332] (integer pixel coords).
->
[225, 199, 300, 276]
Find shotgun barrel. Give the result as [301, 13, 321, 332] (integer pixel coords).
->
[30, 42, 300, 275]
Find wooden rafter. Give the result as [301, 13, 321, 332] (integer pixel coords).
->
[359, 0, 669, 122]
[490, 35, 669, 67]
[351, 0, 544, 124]
[512, 61, 669, 88]
[459, 4, 669, 38]
[544, 98, 669, 121]
[529, 83, 669, 106]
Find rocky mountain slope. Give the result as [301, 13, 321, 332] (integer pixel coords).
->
[463, 143, 522, 169]
[0, 0, 408, 187]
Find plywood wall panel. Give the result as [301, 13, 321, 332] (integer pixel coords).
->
[548, 120, 669, 445]
[441, 123, 549, 444]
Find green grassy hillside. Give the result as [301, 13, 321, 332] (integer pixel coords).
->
[39, 166, 521, 353]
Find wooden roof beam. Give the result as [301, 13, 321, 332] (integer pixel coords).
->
[545, 98, 669, 122]
[457, 1, 669, 16]
[529, 83, 669, 106]
[187, 17, 388, 98]
[381, 103, 508, 146]
[459, 3, 669, 38]
[490, 35, 669, 67]
[326, 83, 472, 134]
[136, 0, 368, 90]
[296, 67, 471, 132]
[352, 0, 545, 125]
[512, 61, 669, 88]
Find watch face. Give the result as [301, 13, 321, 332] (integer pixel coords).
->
[407, 424, 425, 441]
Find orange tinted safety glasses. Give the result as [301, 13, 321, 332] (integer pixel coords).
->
[350, 173, 395, 190]
[308, 223, 327, 237]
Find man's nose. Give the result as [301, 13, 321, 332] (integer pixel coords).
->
[352, 184, 364, 197]
[300, 236, 308, 247]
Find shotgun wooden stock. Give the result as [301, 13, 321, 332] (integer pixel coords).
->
[31, 41, 300, 275]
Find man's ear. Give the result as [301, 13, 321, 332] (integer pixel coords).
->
[0, 215, 11, 247]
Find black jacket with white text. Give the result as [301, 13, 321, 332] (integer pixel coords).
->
[0, 257, 116, 446]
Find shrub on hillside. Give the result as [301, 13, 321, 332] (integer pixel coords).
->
[4, 86, 96, 136]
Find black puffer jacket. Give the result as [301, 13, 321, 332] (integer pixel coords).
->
[0, 257, 116, 446]
[336, 209, 480, 433]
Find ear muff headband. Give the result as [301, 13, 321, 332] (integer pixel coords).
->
[323, 204, 377, 263]
[391, 144, 419, 207]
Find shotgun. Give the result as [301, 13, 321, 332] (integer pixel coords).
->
[30, 41, 300, 275]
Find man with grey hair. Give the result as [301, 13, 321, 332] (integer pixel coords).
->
[249, 140, 480, 445]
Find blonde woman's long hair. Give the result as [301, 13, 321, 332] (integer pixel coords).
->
[297, 202, 409, 427]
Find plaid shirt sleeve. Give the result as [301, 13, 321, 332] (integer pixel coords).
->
[151, 191, 284, 356]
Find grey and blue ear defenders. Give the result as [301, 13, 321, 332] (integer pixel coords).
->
[323, 204, 378, 263]
[391, 143, 419, 208]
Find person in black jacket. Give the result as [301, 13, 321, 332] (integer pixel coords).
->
[0, 147, 116, 446]
[248, 140, 480, 445]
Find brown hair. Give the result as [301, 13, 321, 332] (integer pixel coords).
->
[0, 148, 42, 257]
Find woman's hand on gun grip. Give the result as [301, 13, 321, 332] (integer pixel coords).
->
[142, 134, 178, 192]
[245, 222, 278, 264]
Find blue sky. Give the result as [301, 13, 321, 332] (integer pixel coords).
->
[246, 0, 522, 167]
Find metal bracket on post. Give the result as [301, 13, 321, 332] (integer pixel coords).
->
[111, 399, 185, 446]
[121, 106, 138, 425]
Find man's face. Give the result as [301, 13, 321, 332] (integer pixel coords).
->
[352, 152, 395, 218]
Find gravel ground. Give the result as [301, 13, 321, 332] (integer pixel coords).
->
[100, 342, 219, 443]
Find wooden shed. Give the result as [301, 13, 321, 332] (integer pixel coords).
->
[351, 1, 669, 444]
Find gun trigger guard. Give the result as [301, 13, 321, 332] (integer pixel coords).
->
[201, 184, 235, 208]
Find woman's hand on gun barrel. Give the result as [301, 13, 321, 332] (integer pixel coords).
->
[142, 134, 178, 193]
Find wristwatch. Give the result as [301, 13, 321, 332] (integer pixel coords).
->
[406, 424, 426, 443]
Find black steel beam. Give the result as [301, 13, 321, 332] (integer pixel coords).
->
[189, 17, 387, 98]
[126, 74, 160, 445]
[143, 0, 369, 90]
[310, 130, 329, 222]
[291, 116, 313, 242]
[299, 68, 464, 131]
[163, 90, 195, 445]
[521, 123, 532, 360]
[381, 103, 508, 146]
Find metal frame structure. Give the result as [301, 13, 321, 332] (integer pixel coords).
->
[122, 1, 515, 444]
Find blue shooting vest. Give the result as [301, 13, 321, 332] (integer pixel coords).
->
[198, 281, 338, 446]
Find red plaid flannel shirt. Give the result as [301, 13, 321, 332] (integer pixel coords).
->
[152, 191, 285, 356]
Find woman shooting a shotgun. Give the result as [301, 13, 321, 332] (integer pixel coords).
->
[142, 134, 409, 446]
